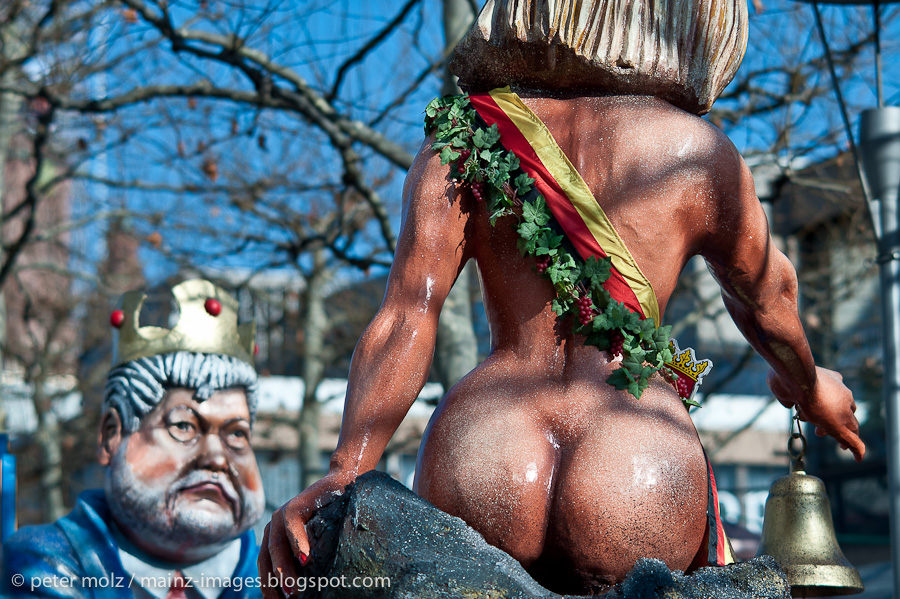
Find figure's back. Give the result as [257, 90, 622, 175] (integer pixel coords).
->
[414, 93, 733, 594]
[470, 92, 739, 342]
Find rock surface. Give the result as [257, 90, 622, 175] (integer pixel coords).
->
[297, 471, 790, 599]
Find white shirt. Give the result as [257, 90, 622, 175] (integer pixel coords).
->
[112, 527, 242, 599]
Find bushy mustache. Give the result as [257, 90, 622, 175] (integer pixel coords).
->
[171, 467, 243, 518]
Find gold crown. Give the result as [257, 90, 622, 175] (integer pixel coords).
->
[111, 279, 256, 367]
[666, 339, 712, 382]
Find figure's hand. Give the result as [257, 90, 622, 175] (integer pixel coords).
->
[768, 367, 865, 462]
[258, 470, 356, 598]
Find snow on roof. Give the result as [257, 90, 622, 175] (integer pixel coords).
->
[689, 394, 791, 432]
[690, 393, 868, 434]
[256, 376, 441, 418]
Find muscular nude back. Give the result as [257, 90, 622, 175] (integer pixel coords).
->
[475, 94, 738, 333]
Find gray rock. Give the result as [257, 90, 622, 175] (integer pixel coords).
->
[297, 471, 790, 599]
[607, 557, 790, 599]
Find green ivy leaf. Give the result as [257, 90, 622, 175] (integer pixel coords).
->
[607, 368, 632, 390]
[552, 296, 573, 316]
[439, 146, 459, 165]
[521, 199, 539, 223]
[585, 330, 611, 349]
[514, 173, 534, 195]
[658, 345, 674, 364]
[424, 99, 441, 118]
[628, 380, 641, 398]
[554, 250, 575, 269]
[628, 346, 647, 365]
[489, 207, 514, 225]
[548, 264, 569, 285]
[517, 221, 540, 239]
[655, 325, 672, 343]
[482, 124, 501, 147]
[582, 256, 610, 283]
[471, 128, 484, 148]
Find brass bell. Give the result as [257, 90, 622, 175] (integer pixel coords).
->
[755, 416, 864, 597]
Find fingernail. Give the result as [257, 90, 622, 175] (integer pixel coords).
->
[299, 553, 308, 566]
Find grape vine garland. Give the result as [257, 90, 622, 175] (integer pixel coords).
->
[425, 94, 695, 405]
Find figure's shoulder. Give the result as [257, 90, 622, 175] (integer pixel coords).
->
[1, 491, 123, 598]
[628, 99, 749, 189]
[639, 99, 740, 157]
[2, 520, 84, 597]
[215, 530, 262, 598]
[4, 519, 74, 560]
[548, 94, 742, 166]
[235, 529, 260, 577]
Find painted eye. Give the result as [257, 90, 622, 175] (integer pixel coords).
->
[167, 421, 198, 443]
[223, 428, 250, 450]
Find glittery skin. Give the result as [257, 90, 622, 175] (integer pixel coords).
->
[259, 93, 864, 597]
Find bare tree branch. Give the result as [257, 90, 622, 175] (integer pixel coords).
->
[328, 0, 423, 102]
[0, 100, 54, 288]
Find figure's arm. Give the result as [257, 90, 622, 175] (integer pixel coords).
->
[260, 142, 472, 596]
[701, 143, 864, 462]
[330, 151, 471, 479]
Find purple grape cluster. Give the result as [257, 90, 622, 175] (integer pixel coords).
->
[471, 181, 486, 202]
[577, 294, 594, 326]
[535, 256, 551, 274]
[608, 331, 624, 358]
[674, 375, 693, 399]
[456, 149, 471, 172]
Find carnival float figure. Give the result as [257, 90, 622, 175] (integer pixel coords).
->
[2, 280, 265, 598]
[260, 1, 866, 595]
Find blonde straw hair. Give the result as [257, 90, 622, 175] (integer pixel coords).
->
[450, 0, 748, 115]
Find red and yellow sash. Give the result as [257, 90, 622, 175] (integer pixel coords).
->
[467, 87, 660, 325]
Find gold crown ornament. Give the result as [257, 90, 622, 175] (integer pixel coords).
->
[110, 279, 256, 367]
[665, 338, 713, 404]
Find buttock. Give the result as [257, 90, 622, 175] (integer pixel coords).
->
[539, 405, 708, 588]
[413, 369, 708, 593]
[413, 387, 559, 565]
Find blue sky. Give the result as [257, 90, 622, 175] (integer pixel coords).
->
[57, 0, 900, 287]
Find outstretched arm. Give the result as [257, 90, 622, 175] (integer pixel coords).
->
[259, 141, 472, 597]
[701, 145, 864, 462]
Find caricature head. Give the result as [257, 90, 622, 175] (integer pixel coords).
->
[98, 281, 264, 562]
[450, 0, 749, 115]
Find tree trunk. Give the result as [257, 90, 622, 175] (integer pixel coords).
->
[0, 22, 25, 362]
[31, 373, 66, 521]
[298, 249, 329, 490]
[433, 0, 479, 392]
